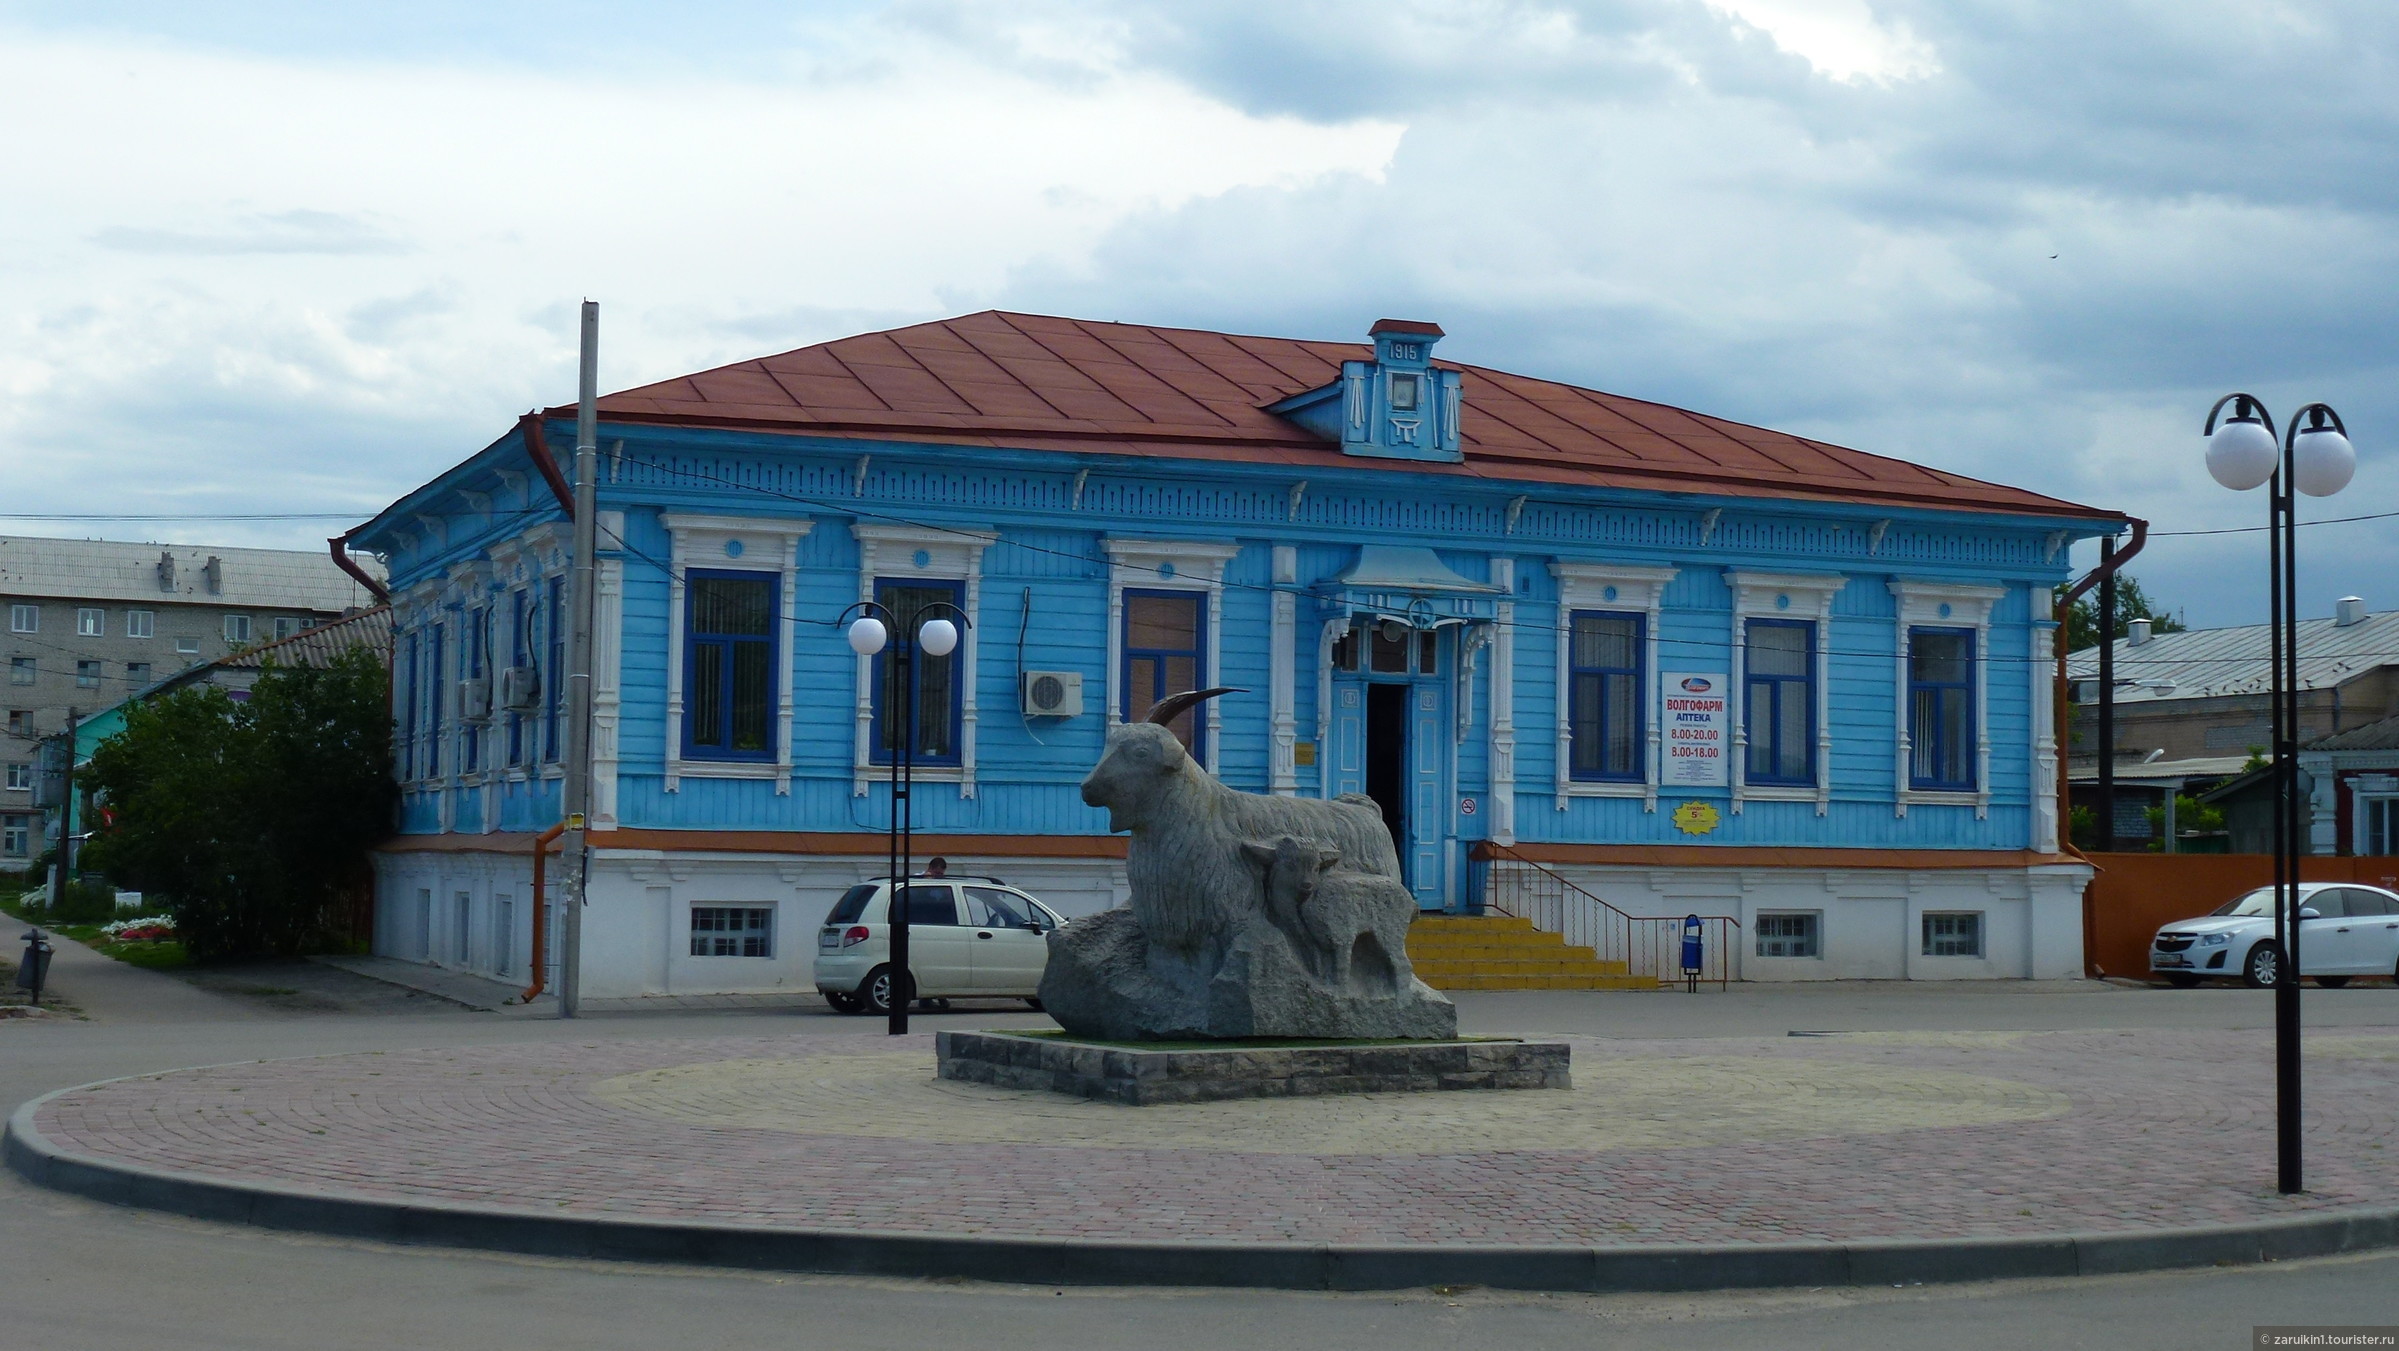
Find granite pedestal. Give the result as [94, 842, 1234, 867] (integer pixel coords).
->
[936, 1029, 1572, 1105]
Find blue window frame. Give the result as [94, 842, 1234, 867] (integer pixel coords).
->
[507, 590, 527, 767]
[683, 570, 778, 761]
[1908, 627, 1976, 791]
[462, 606, 486, 774]
[544, 575, 564, 762]
[1121, 589, 1205, 755]
[1568, 611, 1643, 782]
[869, 579, 964, 766]
[1744, 618, 1814, 786]
[400, 633, 418, 781]
[426, 623, 444, 778]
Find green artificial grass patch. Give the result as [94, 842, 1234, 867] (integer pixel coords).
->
[999, 1030, 1518, 1051]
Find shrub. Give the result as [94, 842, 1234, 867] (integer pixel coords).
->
[81, 646, 394, 960]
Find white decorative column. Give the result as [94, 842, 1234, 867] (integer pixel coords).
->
[2031, 621, 2059, 852]
[591, 531, 625, 828]
[1269, 545, 1298, 795]
[1489, 558, 1517, 846]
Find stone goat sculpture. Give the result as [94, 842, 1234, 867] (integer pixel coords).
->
[1041, 688, 1456, 1040]
[1239, 835, 1413, 995]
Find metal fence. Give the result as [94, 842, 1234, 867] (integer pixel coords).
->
[1476, 844, 1739, 988]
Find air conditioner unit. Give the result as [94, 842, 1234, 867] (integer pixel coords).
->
[459, 676, 493, 722]
[1020, 670, 1083, 718]
[498, 665, 541, 712]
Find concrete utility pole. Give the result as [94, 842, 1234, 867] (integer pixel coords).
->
[560, 300, 600, 1018]
[48, 707, 75, 912]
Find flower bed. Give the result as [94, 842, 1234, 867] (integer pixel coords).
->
[100, 916, 177, 943]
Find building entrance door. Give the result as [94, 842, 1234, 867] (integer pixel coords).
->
[1366, 683, 1408, 873]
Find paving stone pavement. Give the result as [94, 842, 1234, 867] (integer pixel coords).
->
[21, 1027, 2399, 1246]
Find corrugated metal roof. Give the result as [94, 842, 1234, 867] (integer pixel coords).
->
[214, 604, 392, 672]
[2312, 710, 2399, 751]
[0, 535, 383, 611]
[565, 311, 2120, 522]
[2067, 608, 2399, 703]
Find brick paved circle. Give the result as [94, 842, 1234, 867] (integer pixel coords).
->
[20, 1028, 2399, 1246]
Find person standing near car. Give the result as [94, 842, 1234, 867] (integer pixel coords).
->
[925, 857, 947, 878]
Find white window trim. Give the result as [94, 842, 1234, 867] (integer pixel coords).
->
[1726, 570, 1846, 816]
[1889, 580, 2003, 819]
[2350, 775, 2399, 856]
[663, 514, 811, 794]
[77, 608, 104, 637]
[1549, 562, 1678, 811]
[1104, 538, 1239, 778]
[852, 523, 994, 798]
[125, 610, 154, 639]
[10, 605, 35, 634]
[1269, 545, 1298, 795]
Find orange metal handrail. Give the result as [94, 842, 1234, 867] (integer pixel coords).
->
[521, 821, 567, 1004]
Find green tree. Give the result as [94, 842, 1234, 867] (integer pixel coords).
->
[82, 647, 394, 960]
[2055, 574, 2187, 652]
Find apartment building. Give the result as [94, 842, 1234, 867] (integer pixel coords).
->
[0, 535, 384, 865]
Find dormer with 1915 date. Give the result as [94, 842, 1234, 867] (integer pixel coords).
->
[1268, 318, 1463, 463]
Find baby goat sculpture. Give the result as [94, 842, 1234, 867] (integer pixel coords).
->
[1041, 687, 1456, 1041]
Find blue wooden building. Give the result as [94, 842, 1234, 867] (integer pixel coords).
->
[350, 313, 2122, 996]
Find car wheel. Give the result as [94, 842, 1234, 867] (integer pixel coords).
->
[2243, 944, 2282, 988]
[824, 990, 861, 1015]
[2316, 976, 2352, 989]
[2162, 973, 2201, 988]
[1023, 997, 1045, 1012]
[860, 965, 909, 1017]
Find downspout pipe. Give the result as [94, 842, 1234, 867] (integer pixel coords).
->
[521, 820, 568, 1004]
[520, 412, 577, 518]
[2058, 516, 2144, 978]
[2056, 516, 2146, 851]
[328, 533, 391, 606]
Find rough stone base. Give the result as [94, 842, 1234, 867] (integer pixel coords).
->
[1038, 907, 1457, 1042]
[936, 1030, 1571, 1105]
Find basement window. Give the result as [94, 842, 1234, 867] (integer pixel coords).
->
[1755, 912, 1820, 958]
[690, 906, 774, 958]
[1922, 912, 1983, 958]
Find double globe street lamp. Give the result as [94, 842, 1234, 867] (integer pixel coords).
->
[2203, 393, 2358, 1195]
[841, 599, 970, 1036]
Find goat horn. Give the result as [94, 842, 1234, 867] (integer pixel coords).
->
[1145, 686, 1242, 727]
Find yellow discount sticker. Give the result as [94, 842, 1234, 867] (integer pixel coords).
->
[1671, 800, 1722, 836]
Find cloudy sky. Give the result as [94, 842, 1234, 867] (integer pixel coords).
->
[1, 0, 2392, 627]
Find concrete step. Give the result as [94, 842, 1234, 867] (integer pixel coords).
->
[1403, 914, 1642, 990]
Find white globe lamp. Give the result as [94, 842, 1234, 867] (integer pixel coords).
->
[2206, 416, 2279, 491]
[845, 615, 887, 656]
[2291, 424, 2356, 498]
[917, 617, 959, 658]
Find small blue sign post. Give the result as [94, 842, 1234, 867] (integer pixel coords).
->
[1680, 914, 1703, 993]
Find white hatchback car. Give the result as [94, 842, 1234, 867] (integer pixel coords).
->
[813, 876, 1066, 1015]
[2151, 881, 2399, 988]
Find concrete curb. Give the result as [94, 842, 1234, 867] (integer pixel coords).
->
[12, 1087, 2399, 1293]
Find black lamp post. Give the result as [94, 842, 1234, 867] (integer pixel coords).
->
[840, 598, 970, 1036]
[2204, 392, 2358, 1195]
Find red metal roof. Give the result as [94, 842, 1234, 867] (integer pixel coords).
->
[576, 311, 2117, 520]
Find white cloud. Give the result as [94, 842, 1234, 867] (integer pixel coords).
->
[1, 2, 2395, 627]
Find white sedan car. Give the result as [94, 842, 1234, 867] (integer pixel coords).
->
[2151, 881, 2399, 988]
[813, 875, 1066, 1015]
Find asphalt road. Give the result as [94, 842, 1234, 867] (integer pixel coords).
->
[5, 933, 2397, 1351]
